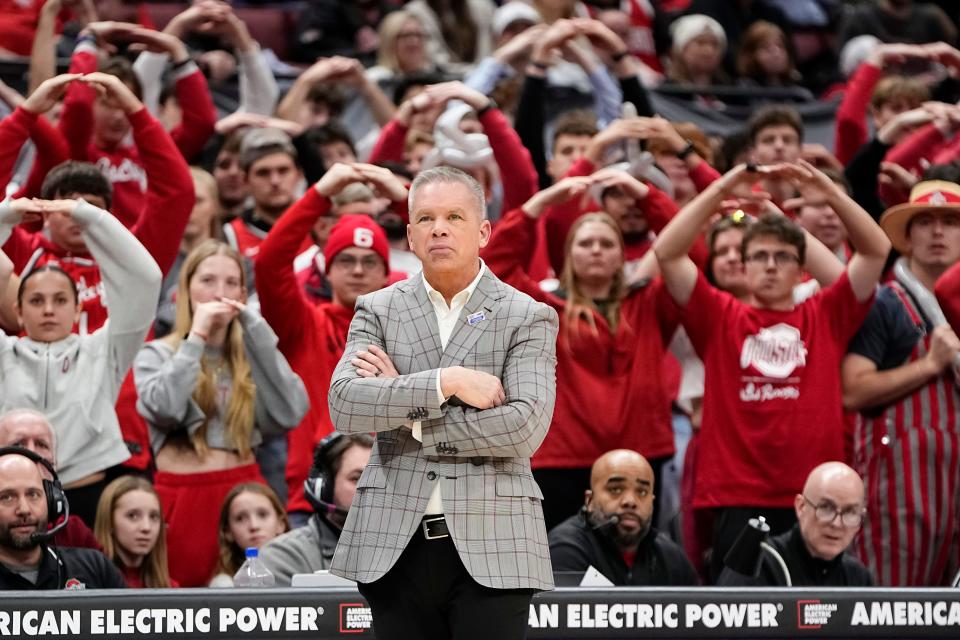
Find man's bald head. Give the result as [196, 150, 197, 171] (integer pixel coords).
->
[802, 462, 864, 501]
[795, 461, 865, 561]
[586, 449, 655, 551]
[590, 449, 654, 491]
[0, 410, 56, 467]
[0, 453, 43, 478]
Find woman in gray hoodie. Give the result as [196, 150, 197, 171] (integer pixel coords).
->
[133, 239, 308, 587]
[0, 196, 162, 522]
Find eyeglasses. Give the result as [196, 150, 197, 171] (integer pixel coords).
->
[397, 31, 425, 41]
[802, 495, 864, 527]
[744, 250, 801, 266]
[331, 255, 384, 272]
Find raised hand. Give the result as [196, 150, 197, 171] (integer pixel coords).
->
[79, 72, 143, 113]
[214, 111, 269, 135]
[493, 23, 548, 65]
[355, 164, 409, 202]
[192, 299, 241, 335]
[22, 73, 82, 115]
[124, 27, 189, 61]
[421, 81, 490, 111]
[531, 19, 579, 66]
[522, 176, 594, 218]
[590, 166, 650, 201]
[315, 163, 369, 198]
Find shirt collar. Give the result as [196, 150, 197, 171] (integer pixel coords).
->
[423, 259, 487, 310]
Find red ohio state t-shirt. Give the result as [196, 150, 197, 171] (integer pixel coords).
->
[680, 271, 872, 509]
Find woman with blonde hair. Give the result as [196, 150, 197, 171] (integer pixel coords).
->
[371, 11, 433, 79]
[483, 169, 680, 529]
[155, 166, 223, 337]
[94, 476, 175, 588]
[134, 240, 307, 588]
[209, 482, 289, 586]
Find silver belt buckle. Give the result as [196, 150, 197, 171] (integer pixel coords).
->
[422, 515, 448, 540]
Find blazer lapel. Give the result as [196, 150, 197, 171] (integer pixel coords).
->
[440, 269, 504, 368]
[396, 277, 442, 370]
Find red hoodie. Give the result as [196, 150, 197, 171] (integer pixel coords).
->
[254, 188, 358, 514]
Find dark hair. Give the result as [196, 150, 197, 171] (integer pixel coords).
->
[736, 21, 799, 85]
[741, 213, 806, 264]
[305, 84, 347, 117]
[220, 131, 245, 156]
[309, 433, 374, 482]
[17, 265, 79, 304]
[717, 129, 752, 173]
[375, 161, 414, 181]
[41, 160, 112, 210]
[307, 122, 357, 156]
[551, 110, 598, 153]
[705, 214, 753, 286]
[393, 71, 448, 106]
[924, 161, 960, 183]
[817, 168, 851, 194]
[99, 56, 143, 100]
[747, 105, 803, 146]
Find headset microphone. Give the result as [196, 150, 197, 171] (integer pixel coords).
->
[29, 497, 70, 545]
[0, 446, 70, 545]
[582, 504, 620, 531]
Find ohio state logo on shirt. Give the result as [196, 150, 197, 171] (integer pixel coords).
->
[353, 227, 374, 248]
[739, 323, 808, 378]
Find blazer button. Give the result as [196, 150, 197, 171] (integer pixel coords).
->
[427, 471, 437, 481]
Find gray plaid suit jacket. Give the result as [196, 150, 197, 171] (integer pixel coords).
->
[328, 266, 559, 591]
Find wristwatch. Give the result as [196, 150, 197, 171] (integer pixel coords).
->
[676, 139, 697, 160]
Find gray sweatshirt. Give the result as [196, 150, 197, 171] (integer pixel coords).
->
[0, 199, 162, 484]
[133, 306, 308, 454]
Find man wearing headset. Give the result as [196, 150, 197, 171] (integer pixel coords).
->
[259, 432, 373, 586]
[0, 447, 125, 590]
[0, 410, 101, 551]
[548, 449, 697, 586]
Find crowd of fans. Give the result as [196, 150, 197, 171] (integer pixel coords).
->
[0, 0, 959, 591]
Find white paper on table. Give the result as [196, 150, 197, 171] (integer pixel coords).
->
[579, 565, 615, 587]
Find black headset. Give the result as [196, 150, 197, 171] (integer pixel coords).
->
[303, 431, 351, 516]
[0, 446, 70, 544]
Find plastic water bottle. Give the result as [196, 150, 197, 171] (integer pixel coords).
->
[234, 547, 275, 587]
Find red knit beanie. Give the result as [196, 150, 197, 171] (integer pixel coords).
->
[324, 215, 390, 272]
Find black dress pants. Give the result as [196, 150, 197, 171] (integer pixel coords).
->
[357, 520, 534, 640]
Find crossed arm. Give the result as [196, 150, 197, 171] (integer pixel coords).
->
[328, 296, 559, 458]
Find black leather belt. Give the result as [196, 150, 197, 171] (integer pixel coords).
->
[421, 515, 449, 540]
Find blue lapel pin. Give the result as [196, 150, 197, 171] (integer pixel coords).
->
[467, 311, 485, 326]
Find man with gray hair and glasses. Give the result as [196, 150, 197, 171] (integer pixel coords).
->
[718, 462, 873, 586]
[328, 165, 558, 640]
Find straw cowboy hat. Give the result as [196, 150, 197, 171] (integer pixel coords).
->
[879, 180, 960, 254]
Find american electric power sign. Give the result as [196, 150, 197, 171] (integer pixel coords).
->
[1, 589, 959, 638]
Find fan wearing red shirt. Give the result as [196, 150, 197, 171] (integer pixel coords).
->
[653, 161, 891, 582]
[255, 163, 398, 523]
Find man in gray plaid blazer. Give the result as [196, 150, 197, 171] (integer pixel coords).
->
[327, 164, 558, 640]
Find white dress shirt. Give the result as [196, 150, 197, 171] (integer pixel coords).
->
[412, 260, 487, 515]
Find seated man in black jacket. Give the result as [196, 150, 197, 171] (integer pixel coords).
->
[718, 461, 873, 587]
[548, 449, 697, 586]
[0, 450, 125, 590]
